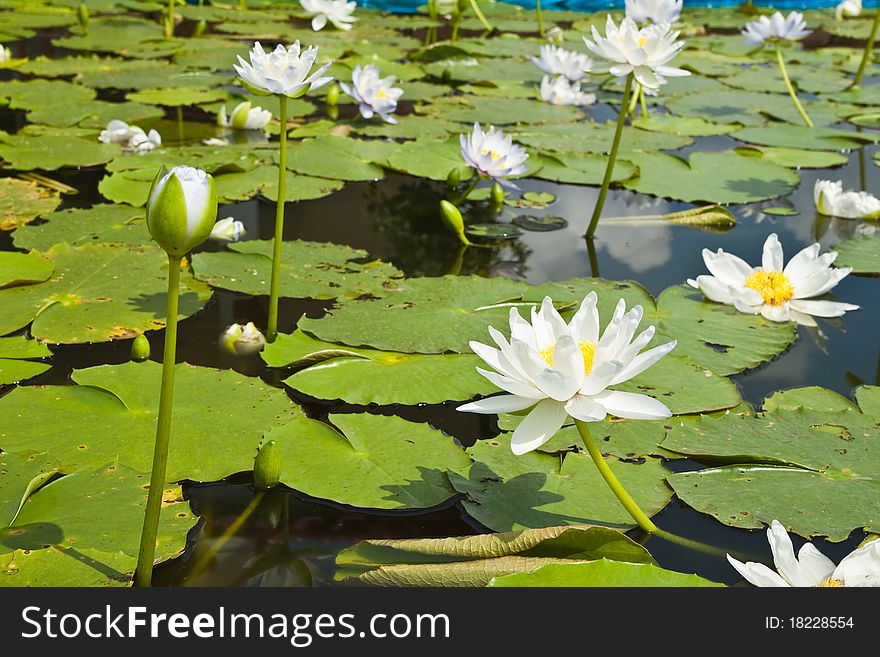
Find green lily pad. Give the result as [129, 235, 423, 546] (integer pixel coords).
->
[285, 136, 386, 182]
[512, 214, 567, 231]
[0, 452, 59, 529]
[126, 86, 227, 107]
[0, 251, 53, 288]
[732, 145, 849, 169]
[0, 360, 51, 385]
[624, 151, 800, 204]
[663, 387, 880, 540]
[336, 525, 653, 586]
[387, 137, 474, 181]
[532, 152, 637, 185]
[514, 122, 691, 155]
[213, 166, 345, 204]
[0, 328, 53, 383]
[732, 125, 877, 151]
[192, 240, 402, 302]
[27, 98, 164, 130]
[0, 361, 299, 483]
[449, 436, 672, 531]
[0, 243, 211, 344]
[352, 114, 461, 140]
[834, 234, 880, 276]
[0, 126, 120, 171]
[97, 169, 156, 207]
[0, 79, 96, 111]
[262, 330, 496, 405]
[0, 547, 134, 587]
[419, 94, 582, 125]
[0, 177, 61, 231]
[489, 559, 724, 587]
[267, 413, 471, 510]
[721, 64, 851, 94]
[632, 115, 738, 137]
[664, 89, 841, 127]
[12, 204, 149, 251]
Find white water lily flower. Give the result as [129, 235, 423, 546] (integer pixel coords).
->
[219, 101, 273, 131]
[129, 128, 161, 153]
[300, 0, 357, 31]
[530, 44, 593, 82]
[209, 217, 246, 242]
[0, 44, 10, 62]
[339, 64, 403, 124]
[583, 16, 690, 90]
[814, 179, 880, 220]
[460, 123, 529, 189]
[457, 293, 676, 455]
[836, 0, 862, 20]
[728, 520, 880, 587]
[234, 41, 333, 98]
[742, 11, 811, 45]
[98, 120, 161, 153]
[539, 75, 597, 106]
[687, 233, 859, 327]
[146, 165, 218, 257]
[219, 322, 266, 356]
[625, 0, 682, 25]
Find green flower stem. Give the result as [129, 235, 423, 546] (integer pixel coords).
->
[535, 0, 544, 38]
[469, 0, 494, 32]
[175, 106, 184, 143]
[134, 254, 182, 587]
[627, 82, 640, 116]
[775, 45, 812, 128]
[585, 238, 600, 278]
[585, 72, 633, 238]
[188, 491, 265, 581]
[851, 6, 880, 88]
[165, 0, 175, 38]
[239, 0, 247, 10]
[454, 176, 480, 204]
[639, 85, 648, 117]
[266, 94, 288, 343]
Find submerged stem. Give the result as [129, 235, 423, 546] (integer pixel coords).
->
[775, 45, 812, 128]
[266, 94, 288, 343]
[468, 0, 494, 32]
[585, 72, 633, 238]
[188, 491, 265, 581]
[851, 6, 880, 88]
[455, 175, 481, 204]
[134, 254, 182, 587]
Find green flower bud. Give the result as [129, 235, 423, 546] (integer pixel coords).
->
[446, 167, 461, 189]
[131, 334, 150, 362]
[145, 165, 218, 257]
[326, 104, 339, 121]
[254, 440, 282, 490]
[77, 3, 89, 32]
[457, 0, 469, 13]
[325, 83, 340, 107]
[192, 19, 207, 38]
[440, 200, 470, 246]
[491, 181, 505, 205]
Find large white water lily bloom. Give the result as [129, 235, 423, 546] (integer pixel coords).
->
[460, 123, 529, 189]
[146, 166, 218, 258]
[219, 322, 266, 356]
[300, 0, 357, 31]
[339, 64, 404, 124]
[583, 16, 690, 90]
[234, 41, 333, 98]
[836, 0, 862, 20]
[457, 293, 677, 455]
[625, 0, 682, 25]
[728, 520, 880, 587]
[209, 217, 246, 243]
[218, 101, 273, 131]
[99, 120, 160, 153]
[814, 179, 880, 220]
[530, 44, 593, 82]
[687, 233, 859, 327]
[540, 75, 597, 106]
[742, 11, 811, 45]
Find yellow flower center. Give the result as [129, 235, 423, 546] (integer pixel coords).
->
[481, 148, 502, 160]
[638, 36, 647, 47]
[744, 271, 794, 306]
[376, 89, 387, 99]
[540, 341, 597, 375]
[817, 577, 844, 588]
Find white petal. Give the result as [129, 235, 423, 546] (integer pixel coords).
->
[768, 519, 814, 586]
[694, 275, 735, 305]
[476, 367, 544, 399]
[762, 233, 784, 272]
[580, 359, 624, 396]
[786, 307, 818, 327]
[510, 398, 568, 455]
[469, 341, 519, 381]
[611, 339, 677, 385]
[591, 390, 672, 420]
[795, 543, 836, 585]
[833, 539, 880, 587]
[457, 394, 537, 414]
[788, 299, 859, 318]
[548, 334, 585, 397]
[564, 394, 607, 422]
[727, 554, 791, 587]
[759, 304, 790, 323]
[783, 242, 821, 281]
[568, 292, 599, 345]
[702, 249, 753, 286]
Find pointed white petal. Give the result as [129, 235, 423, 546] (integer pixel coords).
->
[510, 398, 568, 455]
[795, 543, 836, 585]
[833, 539, 880, 587]
[768, 519, 812, 586]
[457, 394, 537, 414]
[591, 390, 672, 420]
[476, 367, 545, 399]
[762, 233, 784, 272]
[611, 339, 676, 385]
[788, 299, 859, 318]
[564, 394, 607, 422]
[727, 554, 790, 587]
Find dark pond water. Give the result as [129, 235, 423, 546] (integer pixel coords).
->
[1, 18, 877, 587]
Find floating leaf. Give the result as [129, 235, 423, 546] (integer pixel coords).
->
[387, 137, 473, 181]
[0, 126, 119, 171]
[465, 224, 521, 239]
[0, 452, 59, 529]
[733, 145, 848, 169]
[835, 234, 880, 276]
[0, 251, 53, 288]
[0, 177, 61, 231]
[126, 86, 228, 107]
[532, 152, 638, 185]
[632, 115, 738, 137]
[285, 136, 386, 182]
[12, 204, 149, 251]
[213, 166, 344, 204]
[489, 559, 723, 587]
[732, 125, 877, 151]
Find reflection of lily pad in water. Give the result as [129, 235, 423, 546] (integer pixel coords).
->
[762, 207, 798, 216]
[465, 223, 521, 239]
[512, 214, 568, 232]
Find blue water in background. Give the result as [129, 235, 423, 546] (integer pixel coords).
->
[359, 1, 847, 13]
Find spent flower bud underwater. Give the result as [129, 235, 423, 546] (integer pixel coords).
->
[209, 217, 247, 242]
[219, 322, 267, 356]
[146, 165, 218, 257]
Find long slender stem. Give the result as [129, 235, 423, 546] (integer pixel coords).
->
[175, 106, 184, 143]
[775, 45, 812, 128]
[535, 0, 544, 38]
[165, 0, 175, 38]
[585, 238, 600, 278]
[134, 254, 182, 587]
[639, 85, 648, 117]
[267, 94, 288, 343]
[188, 491, 264, 581]
[851, 6, 880, 88]
[627, 82, 640, 116]
[468, 0, 494, 32]
[585, 72, 633, 238]
[454, 176, 480, 204]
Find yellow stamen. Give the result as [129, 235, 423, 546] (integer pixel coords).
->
[744, 270, 794, 306]
[539, 341, 597, 375]
[817, 577, 844, 587]
[376, 89, 387, 99]
[638, 36, 647, 47]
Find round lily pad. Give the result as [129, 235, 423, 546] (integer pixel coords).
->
[512, 214, 568, 232]
[0, 177, 61, 231]
[465, 224, 521, 239]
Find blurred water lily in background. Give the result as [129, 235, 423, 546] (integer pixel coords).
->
[742, 11, 811, 44]
[234, 41, 333, 98]
[300, 0, 357, 31]
[835, 0, 862, 19]
[460, 123, 529, 189]
[99, 119, 161, 153]
[687, 233, 859, 326]
[220, 322, 267, 356]
[625, 0, 683, 24]
[814, 179, 880, 219]
[339, 64, 403, 123]
[218, 101, 273, 131]
[458, 293, 676, 455]
[530, 44, 593, 81]
[0, 43, 9, 62]
[539, 75, 596, 106]
[209, 217, 247, 243]
[728, 520, 880, 587]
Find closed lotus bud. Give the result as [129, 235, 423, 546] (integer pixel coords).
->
[131, 334, 150, 362]
[491, 181, 505, 205]
[77, 3, 89, 33]
[253, 440, 282, 490]
[193, 19, 207, 38]
[209, 217, 246, 242]
[446, 167, 461, 188]
[146, 165, 218, 257]
[326, 104, 339, 121]
[325, 83, 340, 106]
[440, 200, 469, 245]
